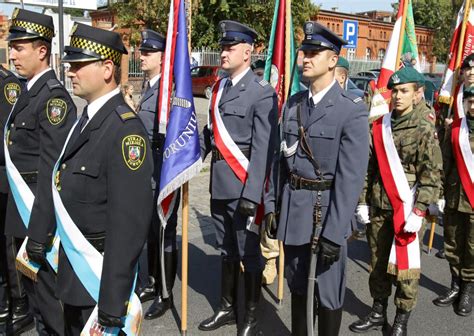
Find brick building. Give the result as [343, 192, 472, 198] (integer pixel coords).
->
[314, 9, 435, 66]
[0, 13, 10, 67]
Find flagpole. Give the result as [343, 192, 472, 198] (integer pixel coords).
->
[277, 0, 291, 306]
[181, 2, 191, 334]
[395, 0, 409, 69]
[449, 0, 471, 115]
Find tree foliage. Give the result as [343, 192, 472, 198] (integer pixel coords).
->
[113, 0, 319, 49]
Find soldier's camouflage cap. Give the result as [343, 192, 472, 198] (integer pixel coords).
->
[7, 8, 54, 42]
[336, 56, 349, 70]
[463, 85, 474, 99]
[62, 23, 127, 66]
[461, 53, 474, 70]
[387, 66, 425, 89]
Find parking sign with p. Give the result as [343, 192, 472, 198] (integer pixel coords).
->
[343, 20, 358, 48]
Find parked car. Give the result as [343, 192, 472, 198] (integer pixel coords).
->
[191, 66, 227, 99]
[356, 70, 380, 79]
[350, 76, 374, 94]
[346, 78, 364, 98]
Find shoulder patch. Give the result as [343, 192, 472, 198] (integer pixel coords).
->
[4, 82, 21, 105]
[46, 98, 68, 125]
[46, 79, 63, 90]
[122, 135, 146, 170]
[116, 105, 137, 122]
[353, 97, 363, 103]
[258, 79, 269, 87]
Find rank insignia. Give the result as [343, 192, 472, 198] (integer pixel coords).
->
[46, 98, 68, 125]
[4, 83, 20, 105]
[122, 135, 146, 170]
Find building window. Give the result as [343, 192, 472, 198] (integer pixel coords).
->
[347, 48, 356, 60]
[369, 29, 372, 38]
[380, 31, 382, 39]
[332, 23, 335, 31]
[383, 31, 386, 39]
[378, 48, 386, 61]
[337, 23, 340, 32]
[327, 22, 330, 29]
[366, 47, 372, 60]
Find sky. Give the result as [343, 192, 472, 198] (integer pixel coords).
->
[315, 0, 394, 13]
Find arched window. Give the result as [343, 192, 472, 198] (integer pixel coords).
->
[366, 47, 372, 60]
[378, 48, 386, 61]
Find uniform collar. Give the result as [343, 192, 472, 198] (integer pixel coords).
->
[229, 67, 251, 86]
[308, 80, 337, 106]
[27, 67, 52, 91]
[85, 87, 121, 124]
[149, 73, 161, 88]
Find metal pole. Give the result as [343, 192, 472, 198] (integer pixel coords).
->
[20, 0, 24, 9]
[58, 0, 65, 83]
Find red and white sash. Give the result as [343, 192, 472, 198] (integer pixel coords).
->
[209, 78, 263, 231]
[451, 84, 474, 208]
[373, 113, 421, 280]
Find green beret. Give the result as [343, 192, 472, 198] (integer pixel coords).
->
[461, 53, 474, 70]
[463, 85, 474, 99]
[387, 66, 425, 89]
[336, 56, 349, 70]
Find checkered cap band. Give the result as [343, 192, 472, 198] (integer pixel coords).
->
[70, 36, 122, 65]
[11, 19, 54, 40]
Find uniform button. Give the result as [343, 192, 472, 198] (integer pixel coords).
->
[10, 123, 14, 127]
[8, 141, 12, 145]
[61, 163, 67, 169]
[81, 166, 86, 171]
[21, 122, 25, 126]
[320, 131, 325, 135]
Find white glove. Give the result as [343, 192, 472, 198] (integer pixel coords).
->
[428, 203, 439, 217]
[403, 211, 424, 233]
[355, 205, 370, 224]
[437, 199, 445, 214]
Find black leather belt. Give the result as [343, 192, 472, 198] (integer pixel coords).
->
[20, 171, 38, 183]
[289, 173, 332, 191]
[84, 232, 105, 253]
[212, 148, 250, 162]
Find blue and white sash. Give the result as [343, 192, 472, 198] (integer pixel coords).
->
[52, 122, 142, 335]
[3, 109, 60, 277]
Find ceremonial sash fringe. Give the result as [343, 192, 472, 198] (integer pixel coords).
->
[52, 122, 142, 336]
[451, 84, 474, 208]
[3, 109, 59, 276]
[373, 113, 421, 280]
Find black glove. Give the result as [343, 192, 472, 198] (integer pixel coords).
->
[98, 310, 124, 329]
[318, 237, 341, 267]
[25, 238, 47, 267]
[265, 213, 278, 239]
[237, 198, 257, 217]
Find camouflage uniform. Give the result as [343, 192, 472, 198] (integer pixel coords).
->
[360, 103, 442, 311]
[442, 124, 474, 283]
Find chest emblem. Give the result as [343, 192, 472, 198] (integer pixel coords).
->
[4, 83, 21, 105]
[46, 98, 68, 125]
[122, 135, 146, 170]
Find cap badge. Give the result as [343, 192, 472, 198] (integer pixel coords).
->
[305, 22, 314, 35]
[70, 23, 78, 36]
[392, 74, 400, 84]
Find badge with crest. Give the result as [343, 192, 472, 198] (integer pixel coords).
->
[122, 135, 146, 170]
[46, 98, 68, 125]
[4, 83, 20, 105]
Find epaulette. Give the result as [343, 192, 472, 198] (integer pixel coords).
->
[0, 69, 10, 79]
[342, 90, 363, 104]
[258, 79, 269, 87]
[47, 79, 63, 90]
[116, 104, 137, 122]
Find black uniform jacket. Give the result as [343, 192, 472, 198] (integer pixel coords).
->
[55, 93, 153, 318]
[5, 69, 75, 241]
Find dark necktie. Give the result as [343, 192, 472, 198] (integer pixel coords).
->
[224, 79, 233, 95]
[69, 106, 89, 146]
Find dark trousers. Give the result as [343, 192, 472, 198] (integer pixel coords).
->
[211, 199, 263, 273]
[64, 304, 94, 336]
[6, 236, 64, 335]
[284, 243, 347, 310]
[0, 193, 8, 301]
[137, 188, 179, 291]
